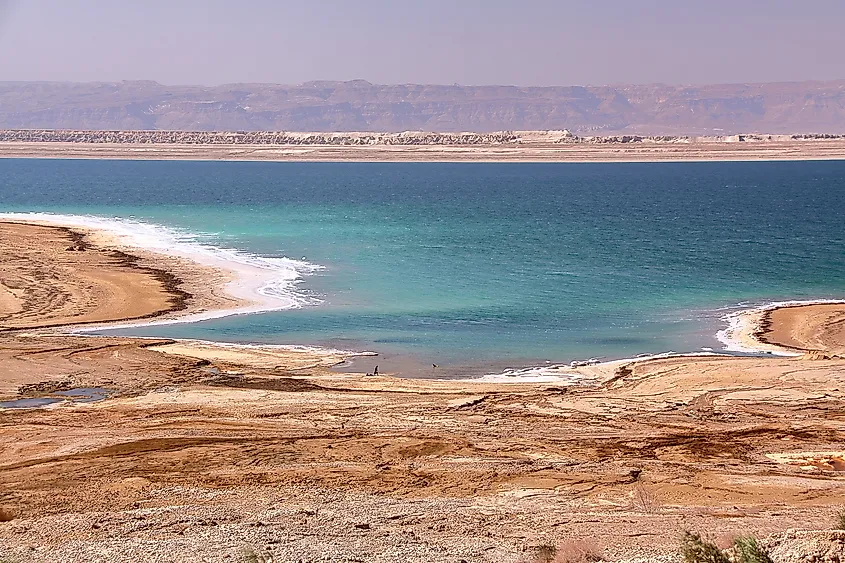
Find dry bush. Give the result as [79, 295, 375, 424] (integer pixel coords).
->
[632, 484, 660, 513]
[837, 509, 845, 530]
[552, 538, 604, 563]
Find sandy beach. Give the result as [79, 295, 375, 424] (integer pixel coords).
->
[3, 134, 845, 163]
[1, 222, 844, 562]
[760, 303, 845, 356]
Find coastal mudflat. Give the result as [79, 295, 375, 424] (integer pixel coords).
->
[0, 222, 844, 562]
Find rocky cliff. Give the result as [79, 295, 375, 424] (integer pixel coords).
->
[1, 79, 845, 134]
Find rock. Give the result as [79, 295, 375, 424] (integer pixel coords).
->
[763, 530, 845, 562]
[447, 395, 487, 409]
[802, 350, 834, 360]
[0, 506, 16, 522]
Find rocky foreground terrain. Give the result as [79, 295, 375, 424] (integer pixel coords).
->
[2, 79, 845, 134]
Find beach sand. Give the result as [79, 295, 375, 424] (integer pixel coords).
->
[760, 303, 845, 356]
[1, 222, 844, 562]
[0, 222, 180, 330]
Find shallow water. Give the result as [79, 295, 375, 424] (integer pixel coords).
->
[0, 387, 113, 409]
[53, 387, 113, 403]
[1, 159, 843, 377]
[0, 397, 62, 409]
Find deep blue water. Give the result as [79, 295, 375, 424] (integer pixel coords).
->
[1, 159, 844, 376]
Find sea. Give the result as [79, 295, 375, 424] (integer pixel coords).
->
[1, 158, 843, 378]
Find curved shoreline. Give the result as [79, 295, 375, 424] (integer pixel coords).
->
[756, 301, 845, 356]
[0, 220, 361, 399]
[0, 216, 696, 382]
[0, 212, 323, 327]
[717, 299, 845, 357]
[0, 221, 199, 332]
[2, 219, 843, 384]
[0, 224, 192, 332]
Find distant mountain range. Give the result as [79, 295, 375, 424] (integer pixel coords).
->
[1, 79, 844, 134]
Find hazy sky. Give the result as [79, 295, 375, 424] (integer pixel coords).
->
[1, 0, 843, 86]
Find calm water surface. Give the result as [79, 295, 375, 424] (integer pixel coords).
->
[1, 159, 843, 376]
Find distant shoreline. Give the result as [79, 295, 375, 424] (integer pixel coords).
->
[0, 129, 844, 162]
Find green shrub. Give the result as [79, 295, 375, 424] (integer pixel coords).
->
[733, 536, 773, 563]
[680, 531, 730, 563]
[681, 531, 774, 563]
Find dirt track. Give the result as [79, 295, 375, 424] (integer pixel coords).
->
[1, 223, 844, 562]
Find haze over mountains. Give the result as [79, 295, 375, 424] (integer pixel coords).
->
[2, 79, 845, 134]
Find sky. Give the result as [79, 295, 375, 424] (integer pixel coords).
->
[0, 0, 843, 87]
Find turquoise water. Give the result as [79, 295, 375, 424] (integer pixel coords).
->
[1, 159, 844, 376]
